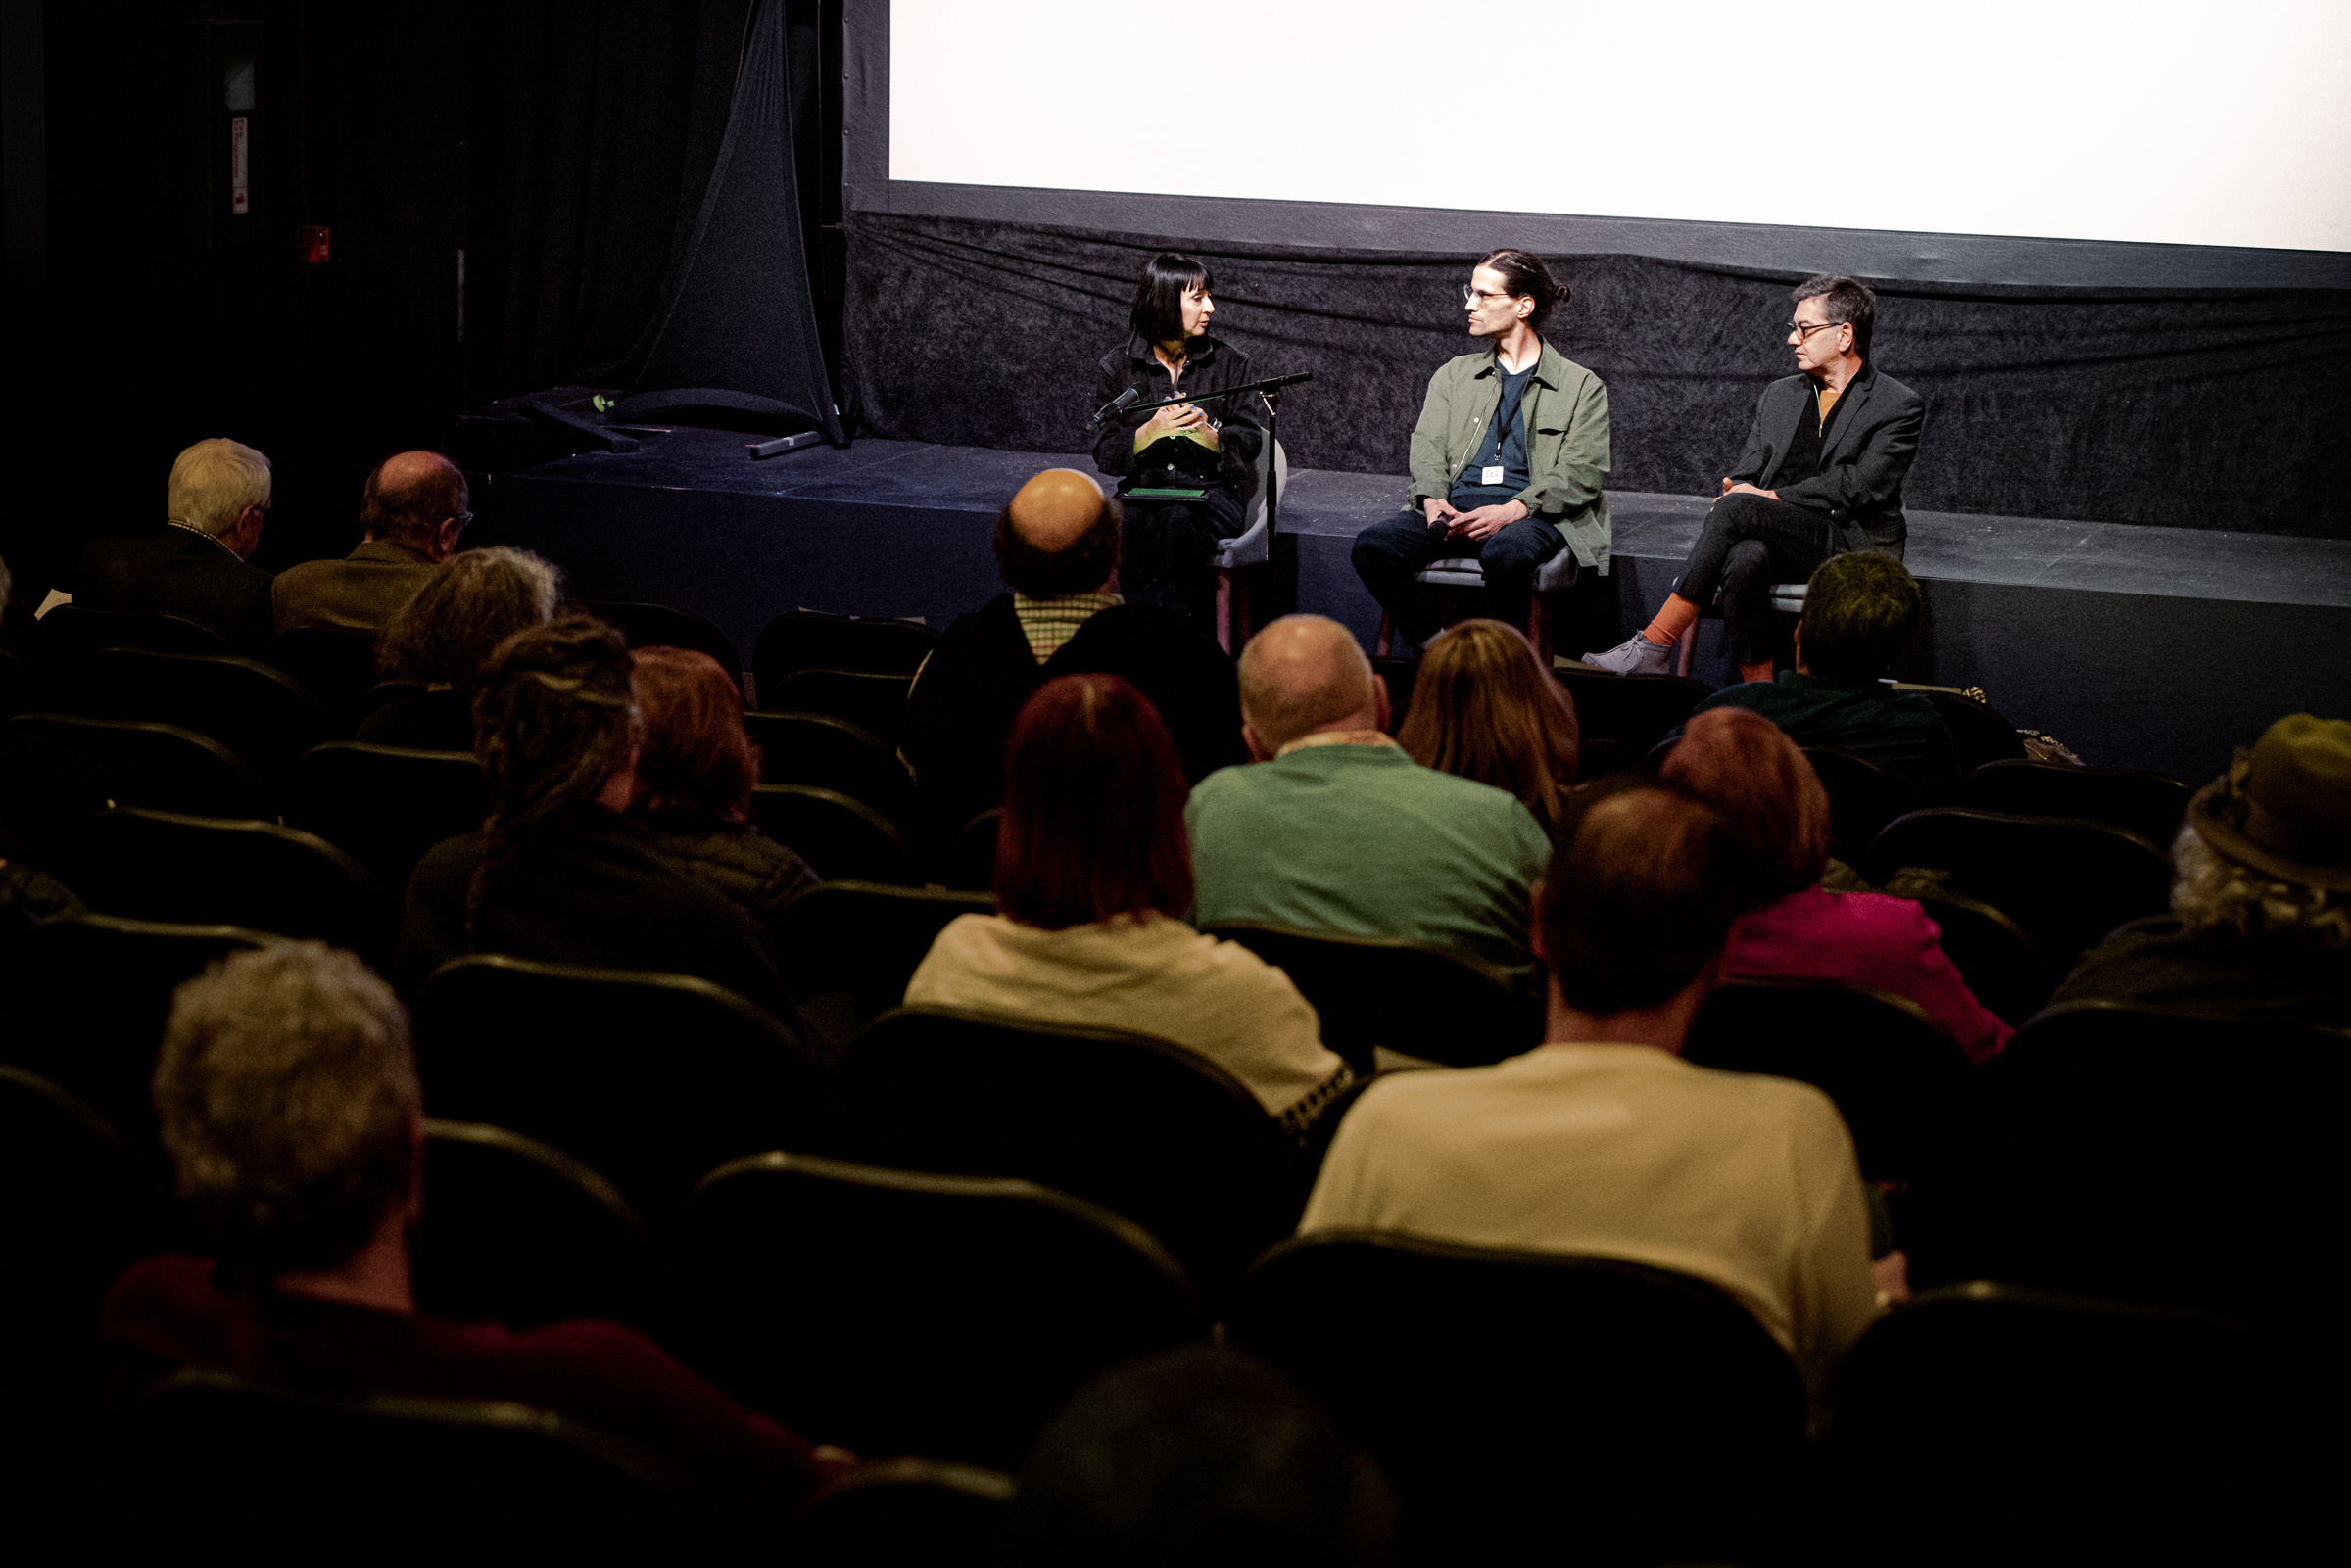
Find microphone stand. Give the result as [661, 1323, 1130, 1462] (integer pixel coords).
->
[1123, 371, 1314, 539]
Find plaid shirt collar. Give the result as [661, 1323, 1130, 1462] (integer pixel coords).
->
[1012, 590, 1121, 663]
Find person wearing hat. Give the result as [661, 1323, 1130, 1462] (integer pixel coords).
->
[2050, 713, 2351, 1032]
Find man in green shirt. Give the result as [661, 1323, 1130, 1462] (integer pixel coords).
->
[1352, 249, 1611, 651]
[1186, 615, 1554, 978]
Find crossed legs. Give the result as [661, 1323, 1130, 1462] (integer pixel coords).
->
[1586, 493, 1832, 678]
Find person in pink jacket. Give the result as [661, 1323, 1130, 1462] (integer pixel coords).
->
[1662, 706, 2010, 1063]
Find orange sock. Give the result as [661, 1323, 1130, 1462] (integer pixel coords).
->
[1640, 594, 1701, 648]
[1740, 659, 1776, 684]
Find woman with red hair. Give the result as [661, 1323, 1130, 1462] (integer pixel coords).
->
[1662, 706, 2010, 1063]
[628, 645, 817, 920]
[905, 673, 1352, 1137]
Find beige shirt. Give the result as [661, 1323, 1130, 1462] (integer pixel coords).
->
[904, 912, 1345, 1117]
[1302, 1043, 1879, 1401]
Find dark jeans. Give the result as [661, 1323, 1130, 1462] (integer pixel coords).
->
[1351, 509, 1567, 649]
[1674, 493, 1835, 665]
[1121, 491, 1244, 626]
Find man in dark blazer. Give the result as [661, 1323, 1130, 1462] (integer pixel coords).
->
[273, 450, 469, 634]
[1584, 275, 1924, 683]
[73, 437, 277, 654]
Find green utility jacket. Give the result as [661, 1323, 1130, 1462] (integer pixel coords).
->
[1406, 341, 1612, 571]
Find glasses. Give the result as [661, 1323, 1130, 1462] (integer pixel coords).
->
[1463, 285, 1514, 305]
[1787, 319, 1845, 341]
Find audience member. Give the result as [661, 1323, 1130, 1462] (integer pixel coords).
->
[1004, 1344, 1396, 1568]
[73, 438, 275, 653]
[628, 644, 818, 920]
[1684, 550, 1957, 789]
[272, 451, 471, 635]
[1186, 615, 1552, 978]
[1301, 785, 1880, 1407]
[397, 617, 792, 1019]
[906, 674, 1351, 1138]
[1664, 707, 2010, 1062]
[902, 468, 1243, 832]
[1394, 618, 1580, 832]
[360, 546, 560, 751]
[2051, 712, 2349, 1032]
[98, 942, 825, 1518]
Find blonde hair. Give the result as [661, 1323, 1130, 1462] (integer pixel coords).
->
[2171, 823, 2351, 949]
[167, 438, 273, 536]
[1397, 619, 1578, 831]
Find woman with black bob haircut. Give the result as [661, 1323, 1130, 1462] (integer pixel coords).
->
[1090, 252, 1265, 626]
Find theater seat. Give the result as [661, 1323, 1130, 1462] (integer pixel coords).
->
[750, 783, 916, 885]
[763, 667, 916, 747]
[1958, 757, 2194, 846]
[1203, 922, 1542, 1075]
[411, 955, 831, 1217]
[284, 742, 486, 897]
[838, 1007, 1310, 1297]
[1550, 666, 1711, 757]
[766, 880, 992, 1045]
[413, 1119, 651, 1335]
[682, 1152, 1206, 1468]
[1891, 683, 2029, 771]
[1226, 1231, 1807, 1567]
[1867, 808, 2172, 970]
[577, 598, 743, 691]
[64, 808, 382, 954]
[940, 807, 1000, 892]
[35, 604, 228, 667]
[264, 626, 382, 729]
[1901, 884, 2047, 1025]
[742, 710, 919, 832]
[3, 712, 274, 821]
[68, 647, 325, 778]
[794, 1457, 1015, 1568]
[1683, 979, 1973, 1182]
[1802, 746, 1925, 868]
[753, 610, 937, 699]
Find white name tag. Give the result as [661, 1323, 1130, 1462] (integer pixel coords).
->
[1481, 465, 1505, 486]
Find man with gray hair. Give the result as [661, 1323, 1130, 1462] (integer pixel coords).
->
[272, 450, 471, 634]
[98, 940, 826, 1509]
[1185, 614, 1553, 978]
[74, 437, 278, 653]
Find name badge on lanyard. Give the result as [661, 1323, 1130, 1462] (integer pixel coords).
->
[1481, 465, 1505, 486]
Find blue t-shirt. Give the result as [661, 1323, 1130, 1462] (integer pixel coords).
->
[1449, 362, 1534, 510]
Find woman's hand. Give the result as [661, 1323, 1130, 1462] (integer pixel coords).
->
[1134, 403, 1218, 451]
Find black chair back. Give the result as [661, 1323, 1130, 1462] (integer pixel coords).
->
[577, 598, 744, 690]
[765, 667, 915, 747]
[1868, 808, 2172, 968]
[1685, 979, 1972, 1181]
[754, 609, 937, 691]
[411, 955, 830, 1216]
[794, 1458, 1015, 1568]
[1904, 884, 2048, 1024]
[1552, 666, 1712, 755]
[0, 641, 45, 723]
[750, 783, 916, 884]
[0, 913, 269, 1146]
[284, 742, 486, 897]
[96, 1370, 712, 1560]
[1227, 1231, 1808, 1566]
[1832, 1282, 2283, 1565]
[413, 1119, 651, 1334]
[1804, 746, 1924, 867]
[767, 880, 992, 1041]
[743, 710, 919, 830]
[36, 604, 227, 666]
[65, 808, 382, 952]
[1911, 1004, 2348, 1325]
[1892, 684, 2027, 771]
[264, 626, 382, 726]
[3, 712, 273, 820]
[941, 807, 999, 891]
[1369, 654, 1417, 730]
[1205, 922, 1541, 1075]
[69, 647, 324, 777]
[838, 1007, 1309, 1296]
[684, 1153, 1206, 1467]
[1959, 757, 2194, 846]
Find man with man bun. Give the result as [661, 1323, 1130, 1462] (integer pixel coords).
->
[1352, 249, 1611, 651]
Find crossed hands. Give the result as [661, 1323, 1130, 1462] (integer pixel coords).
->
[1719, 479, 1778, 500]
[1136, 403, 1220, 451]
[1423, 496, 1528, 541]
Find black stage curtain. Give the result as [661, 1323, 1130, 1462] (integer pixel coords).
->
[844, 214, 2351, 538]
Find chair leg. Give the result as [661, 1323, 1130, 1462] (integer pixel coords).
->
[1231, 567, 1254, 652]
[1215, 570, 1233, 655]
[1527, 592, 1554, 667]
[1675, 629, 1695, 680]
[1375, 609, 1394, 657]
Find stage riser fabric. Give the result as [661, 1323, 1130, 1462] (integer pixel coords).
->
[843, 214, 2351, 539]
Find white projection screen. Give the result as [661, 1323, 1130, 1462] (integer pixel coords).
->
[889, 0, 2351, 255]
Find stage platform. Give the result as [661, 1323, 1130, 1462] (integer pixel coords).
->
[470, 428, 2351, 786]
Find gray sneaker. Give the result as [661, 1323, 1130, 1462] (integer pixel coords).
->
[1581, 635, 1673, 676]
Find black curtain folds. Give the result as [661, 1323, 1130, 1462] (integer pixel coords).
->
[844, 214, 2351, 537]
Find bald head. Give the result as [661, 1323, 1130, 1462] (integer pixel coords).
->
[1237, 615, 1385, 757]
[994, 469, 1120, 596]
[361, 450, 470, 561]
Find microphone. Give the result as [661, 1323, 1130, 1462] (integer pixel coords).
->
[1088, 386, 1141, 431]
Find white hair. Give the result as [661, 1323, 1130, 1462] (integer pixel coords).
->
[2171, 822, 2351, 950]
[168, 438, 273, 536]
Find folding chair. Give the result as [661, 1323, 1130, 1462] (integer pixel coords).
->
[1204, 922, 1542, 1075]
[1227, 1232, 1807, 1567]
[1374, 549, 1579, 664]
[838, 1007, 1310, 1297]
[683, 1153, 1206, 1467]
[1210, 440, 1286, 654]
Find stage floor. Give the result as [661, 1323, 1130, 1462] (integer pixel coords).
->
[471, 429, 2351, 785]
